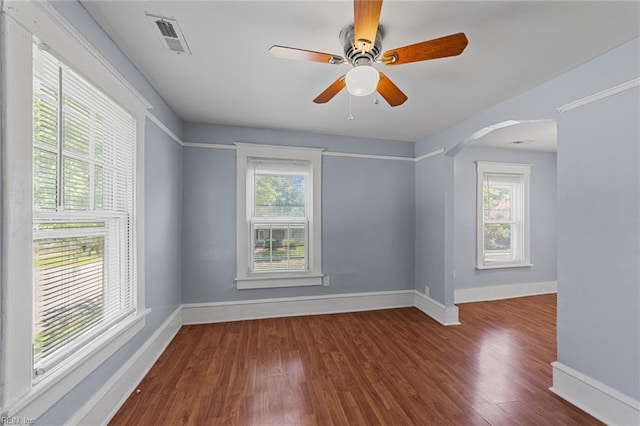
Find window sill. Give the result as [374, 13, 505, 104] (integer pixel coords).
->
[5, 309, 149, 419]
[236, 274, 323, 290]
[476, 263, 533, 270]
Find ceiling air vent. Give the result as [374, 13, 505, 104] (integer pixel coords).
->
[146, 13, 192, 55]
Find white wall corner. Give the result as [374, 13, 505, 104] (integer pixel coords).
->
[182, 290, 416, 325]
[550, 361, 640, 426]
[414, 291, 460, 326]
[66, 306, 183, 426]
[455, 281, 557, 304]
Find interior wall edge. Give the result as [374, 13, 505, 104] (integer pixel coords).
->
[414, 291, 460, 326]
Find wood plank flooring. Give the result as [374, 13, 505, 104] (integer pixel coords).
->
[110, 295, 601, 425]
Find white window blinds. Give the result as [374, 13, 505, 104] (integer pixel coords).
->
[249, 159, 309, 273]
[32, 45, 136, 376]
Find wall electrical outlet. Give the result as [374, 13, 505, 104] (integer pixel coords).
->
[323, 276, 330, 287]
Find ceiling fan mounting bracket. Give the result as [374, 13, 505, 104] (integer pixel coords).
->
[381, 52, 398, 65]
[356, 39, 372, 52]
[339, 24, 383, 66]
[353, 57, 374, 67]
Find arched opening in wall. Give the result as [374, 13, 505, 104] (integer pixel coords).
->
[447, 119, 558, 305]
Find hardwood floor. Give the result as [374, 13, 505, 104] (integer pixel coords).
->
[110, 294, 601, 425]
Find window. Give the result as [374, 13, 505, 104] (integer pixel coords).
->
[32, 46, 138, 377]
[1, 3, 149, 416]
[250, 160, 308, 273]
[476, 162, 531, 269]
[236, 144, 323, 289]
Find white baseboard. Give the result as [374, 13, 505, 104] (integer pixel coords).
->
[414, 291, 460, 326]
[66, 306, 183, 426]
[550, 361, 640, 426]
[67, 289, 455, 423]
[455, 281, 557, 303]
[182, 290, 416, 325]
[66, 289, 640, 426]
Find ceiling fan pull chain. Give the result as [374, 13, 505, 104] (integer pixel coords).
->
[348, 94, 354, 120]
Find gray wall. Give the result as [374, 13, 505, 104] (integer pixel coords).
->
[557, 87, 639, 400]
[5, 0, 637, 420]
[454, 147, 557, 289]
[181, 123, 415, 303]
[414, 155, 445, 301]
[414, 36, 640, 402]
[415, 36, 640, 308]
[33, 2, 184, 424]
[142, 123, 183, 325]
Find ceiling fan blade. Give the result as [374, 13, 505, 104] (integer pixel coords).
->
[269, 45, 345, 64]
[353, 0, 383, 53]
[377, 72, 407, 107]
[313, 75, 346, 104]
[381, 32, 468, 66]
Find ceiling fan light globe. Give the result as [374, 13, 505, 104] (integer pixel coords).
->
[346, 65, 379, 96]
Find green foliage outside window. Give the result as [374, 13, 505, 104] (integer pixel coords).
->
[33, 75, 108, 366]
[483, 184, 512, 251]
[254, 174, 305, 217]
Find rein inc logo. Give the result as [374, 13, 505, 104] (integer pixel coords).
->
[1, 418, 35, 425]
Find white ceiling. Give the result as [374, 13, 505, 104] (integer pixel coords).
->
[82, 1, 639, 143]
[473, 120, 557, 152]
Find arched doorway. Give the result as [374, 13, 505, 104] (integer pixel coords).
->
[444, 119, 558, 306]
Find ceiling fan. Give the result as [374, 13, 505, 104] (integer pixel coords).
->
[268, 0, 468, 107]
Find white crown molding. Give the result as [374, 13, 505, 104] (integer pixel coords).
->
[455, 281, 557, 304]
[182, 140, 421, 163]
[66, 306, 182, 426]
[550, 361, 640, 425]
[183, 290, 415, 324]
[556, 77, 640, 113]
[414, 291, 460, 326]
[415, 148, 445, 163]
[323, 151, 414, 162]
[182, 141, 235, 149]
[145, 112, 184, 147]
[235, 141, 324, 152]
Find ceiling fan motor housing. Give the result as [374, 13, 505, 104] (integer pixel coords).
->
[340, 24, 384, 66]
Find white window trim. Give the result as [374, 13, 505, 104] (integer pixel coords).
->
[1, 3, 149, 419]
[476, 161, 532, 270]
[236, 143, 323, 289]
